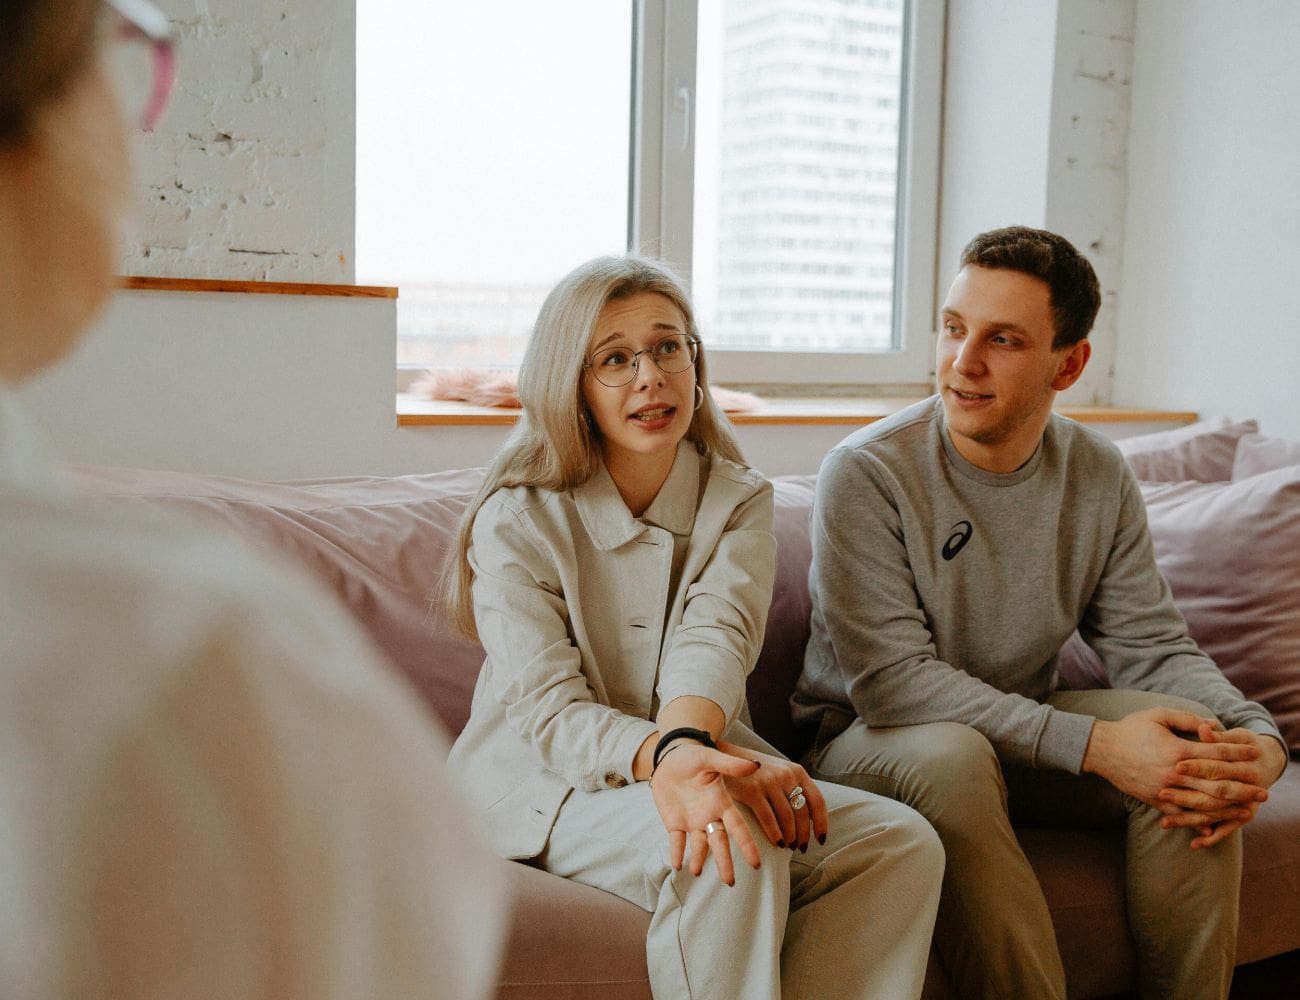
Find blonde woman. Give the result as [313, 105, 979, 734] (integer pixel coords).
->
[448, 255, 943, 998]
[0, 2, 505, 996]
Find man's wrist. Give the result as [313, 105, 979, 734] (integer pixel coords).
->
[1260, 734, 1289, 785]
[1081, 718, 1110, 777]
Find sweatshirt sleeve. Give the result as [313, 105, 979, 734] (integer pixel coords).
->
[469, 495, 657, 791]
[811, 445, 1096, 771]
[1080, 469, 1283, 744]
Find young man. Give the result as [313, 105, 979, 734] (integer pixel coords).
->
[792, 226, 1288, 999]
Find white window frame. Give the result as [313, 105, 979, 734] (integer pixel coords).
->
[630, 0, 944, 390]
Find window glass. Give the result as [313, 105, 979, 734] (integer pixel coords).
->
[692, 0, 906, 353]
[357, 1, 632, 368]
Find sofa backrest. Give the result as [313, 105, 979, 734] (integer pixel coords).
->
[69, 465, 491, 736]
[68, 465, 823, 757]
[68, 435, 1300, 761]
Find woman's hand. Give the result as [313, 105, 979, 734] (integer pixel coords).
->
[717, 741, 829, 853]
[648, 743, 762, 885]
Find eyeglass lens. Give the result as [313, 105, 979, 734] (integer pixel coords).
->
[588, 336, 698, 387]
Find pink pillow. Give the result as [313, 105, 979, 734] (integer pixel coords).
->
[1232, 433, 1300, 481]
[1138, 468, 1300, 752]
[1116, 418, 1258, 483]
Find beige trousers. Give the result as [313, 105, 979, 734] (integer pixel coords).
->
[539, 769, 944, 999]
[808, 689, 1242, 1000]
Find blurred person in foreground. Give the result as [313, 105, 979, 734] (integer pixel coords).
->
[0, 2, 508, 997]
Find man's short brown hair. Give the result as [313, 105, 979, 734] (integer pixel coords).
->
[959, 226, 1101, 349]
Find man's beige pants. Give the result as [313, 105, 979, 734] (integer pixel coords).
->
[808, 689, 1242, 1000]
[539, 773, 944, 998]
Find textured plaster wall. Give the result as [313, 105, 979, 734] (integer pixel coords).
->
[1044, 0, 1135, 406]
[122, 0, 355, 282]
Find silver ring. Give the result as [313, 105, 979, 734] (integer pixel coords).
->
[790, 793, 807, 811]
[786, 785, 804, 802]
[705, 821, 722, 836]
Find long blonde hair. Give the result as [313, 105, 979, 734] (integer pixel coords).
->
[445, 254, 746, 640]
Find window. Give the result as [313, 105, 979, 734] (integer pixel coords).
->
[356, 1, 633, 371]
[360, 0, 943, 389]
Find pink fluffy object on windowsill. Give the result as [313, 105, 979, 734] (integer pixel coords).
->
[410, 367, 764, 413]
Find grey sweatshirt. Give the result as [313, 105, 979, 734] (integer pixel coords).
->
[792, 396, 1281, 773]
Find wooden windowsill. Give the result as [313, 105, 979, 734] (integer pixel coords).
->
[397, 394, 1197, 428]
[118, 276, 399, 299]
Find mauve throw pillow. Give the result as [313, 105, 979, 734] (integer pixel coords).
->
[1137, 467, 1300, 752]
[1116, 417, 1258, 483]
[1232, 433, 1300, 481]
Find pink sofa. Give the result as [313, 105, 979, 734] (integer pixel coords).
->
[71, 420, 1300, 998]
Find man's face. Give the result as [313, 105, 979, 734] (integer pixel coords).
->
[936, 265, 1089, 472]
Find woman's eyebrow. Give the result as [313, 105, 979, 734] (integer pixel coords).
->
[591, 321, 683, 351]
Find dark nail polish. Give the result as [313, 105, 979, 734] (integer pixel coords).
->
[777, 840, 786, 849]
[800, 842, 808, 853]
[818, 834, 826, 845]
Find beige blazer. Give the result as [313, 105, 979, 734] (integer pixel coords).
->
[449, 440, 777, 860]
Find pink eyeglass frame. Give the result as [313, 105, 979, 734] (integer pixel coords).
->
[103, 0, 177, 131]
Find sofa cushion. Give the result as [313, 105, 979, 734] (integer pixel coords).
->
[1060, 466, 1300, 752]
[1116, 417, 1258, 483]
[1233, 432, 1300, 480]
[69, 464, 489, 737]
[749, 475, 818, 759]
[1141, 468, 1300, 752]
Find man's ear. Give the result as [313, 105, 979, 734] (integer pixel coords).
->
[1050, 339, 1091, 391]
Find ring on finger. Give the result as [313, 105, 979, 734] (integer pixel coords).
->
[705, 821, 722, 836]
[787, 785, 807, 810]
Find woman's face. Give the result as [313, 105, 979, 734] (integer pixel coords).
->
[580, 291, 698, 482]
[0, 52, 130, 384]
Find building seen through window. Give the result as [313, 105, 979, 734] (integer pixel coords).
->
[694, 0, 904, 354]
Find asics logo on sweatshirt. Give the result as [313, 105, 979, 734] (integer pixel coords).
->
[941, 520, 973, 561]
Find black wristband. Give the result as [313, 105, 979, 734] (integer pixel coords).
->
[652, 727, 717, 770]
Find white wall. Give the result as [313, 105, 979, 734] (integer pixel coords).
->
[1113, 0, 1300, 440]
[126, 0, 355, 282]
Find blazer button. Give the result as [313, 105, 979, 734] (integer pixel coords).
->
[604, 771, 629, 789]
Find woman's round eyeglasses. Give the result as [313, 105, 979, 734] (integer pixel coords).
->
[102, 0, 177, 133]
[584, 334, 700, 388]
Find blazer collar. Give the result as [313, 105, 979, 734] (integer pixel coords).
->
[575, 439, 701, 550]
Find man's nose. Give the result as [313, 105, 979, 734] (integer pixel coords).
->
[953, 338, 985, 374]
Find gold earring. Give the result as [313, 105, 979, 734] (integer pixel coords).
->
[694, 385, 705, 411]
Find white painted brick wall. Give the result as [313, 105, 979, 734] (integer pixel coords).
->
[1047, 0, 1137, 406]
[121, 0, 355, 283]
